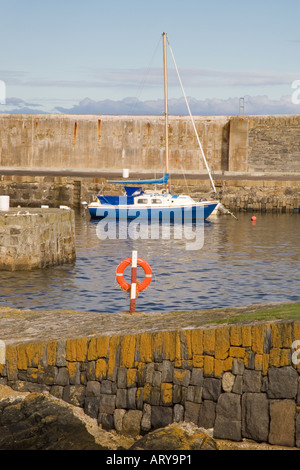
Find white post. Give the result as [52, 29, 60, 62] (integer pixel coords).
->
[130, 250, 138, 312]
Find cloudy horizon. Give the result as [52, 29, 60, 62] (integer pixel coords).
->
[1, 92, 299, 116]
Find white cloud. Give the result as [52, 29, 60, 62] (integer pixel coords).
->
[1, 93, 300, 116]
[53, 94, 300, 115]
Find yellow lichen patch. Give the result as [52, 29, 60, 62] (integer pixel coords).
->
[192, 354, 204, 368]
[17, 343, 42, 370]
[66, 339, 77, 362]
[161, 383, 173, 405]
[5, 345, 18, 381]
[127, 368, 137, 387]
[107, 335, 120, 380]
[252, 325, 265, 354]
[203, 356, 214, 376]
[293, 321, 300, 342]
[280, 349, 291, 366]
[230, 325, 242, 346]
[162, 331, 176, 362]
[215, 327, 230, 360]
[17, 344, 28, 370]
[229, 347, 245, 358]
[153, 331, 176, 362]
[88, 336, 109, 361]
[203, 329, 215, 355]
[136, 333, 153, 363]
[254, 354, 263, 371]
[262, 354, 269, 375]
[269, 348, 281, 367]
[173, 368, 189, 384]
[95, 358, 107, 380]
[271, 322, 293, 349]
[46, 341, 57, 366]
[177, 330, 192, 361]
[214, 359, 224, 378]
[223, 356, 233, 371]
[66, 361, 78, 382]
[191, 329, 203, 356]
[143, 383, 151, 402]
[120, 334, 136, 368]
[27, 367, 38, 381]
[242, 325, 252, 347]
[75, 338, 88, 362]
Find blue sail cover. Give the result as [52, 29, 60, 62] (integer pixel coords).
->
[124, 186, 142, 196]
[108, 173, 169, 185]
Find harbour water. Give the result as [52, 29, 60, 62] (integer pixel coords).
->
[0, 212, 299, 314]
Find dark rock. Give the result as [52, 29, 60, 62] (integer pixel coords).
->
[214, 393, 242, 441]
[151, 405, 173, 429]
[242, 370, 262, 393]
[184, 401, 201, 425]
[198, 400, 216, 429]
[242, 393, 269, 442]
[202, 378, 222, 401]
[267, 367, 298, 399]
[130, 422, 217, 450]
[0, 389, 102, 449]
[269, 399, 296, 447]
[122, 410, 142, 437]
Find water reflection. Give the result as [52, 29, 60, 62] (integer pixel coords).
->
[0, 212, 299, 313]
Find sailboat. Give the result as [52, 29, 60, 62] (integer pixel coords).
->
[88, 33, 219, 221]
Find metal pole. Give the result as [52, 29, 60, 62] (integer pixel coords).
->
[130, 250, 137, 313]
[163, 32, 169, 194]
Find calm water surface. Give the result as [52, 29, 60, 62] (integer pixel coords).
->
[0, 212, 299, 313]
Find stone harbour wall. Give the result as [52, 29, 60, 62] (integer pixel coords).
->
[1, 114, 300, 174]
[1, 320, 300, 447]
[1, 174, 300, 214]
[0, 208, 76, 270]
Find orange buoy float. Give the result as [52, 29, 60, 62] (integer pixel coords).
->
[116, 256, 152, 293]
[116, 252, 152, 313]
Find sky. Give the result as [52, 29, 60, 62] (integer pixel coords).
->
[0, 0, 300, 115]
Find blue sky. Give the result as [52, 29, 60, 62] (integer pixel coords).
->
[0, 0, 300, 114]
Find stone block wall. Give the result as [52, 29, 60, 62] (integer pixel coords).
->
[248, 116, 300, 173]
[1, 114, 300, 176]
[0, 320, 300, 446]
[0, 208, 76, 270]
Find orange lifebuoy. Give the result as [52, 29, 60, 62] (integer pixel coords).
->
[116, 257, 152, 292]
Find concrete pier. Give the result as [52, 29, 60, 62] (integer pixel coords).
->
[0, 208, 76, 270]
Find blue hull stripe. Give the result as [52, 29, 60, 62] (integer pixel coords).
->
[88, 203, 217, 221]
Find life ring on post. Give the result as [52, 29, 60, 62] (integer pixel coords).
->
[116, 257, 152, 292]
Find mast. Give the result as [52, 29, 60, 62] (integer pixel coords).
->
[162, 32, 169, 194]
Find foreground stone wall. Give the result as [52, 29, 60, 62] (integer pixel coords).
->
[1, 320, 299, 446]
[0, 208, 76, 270]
